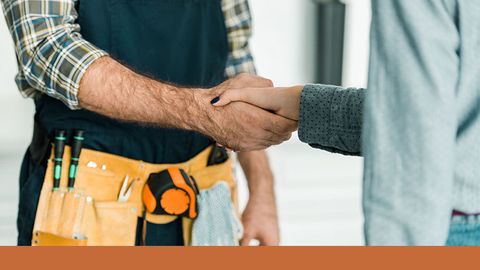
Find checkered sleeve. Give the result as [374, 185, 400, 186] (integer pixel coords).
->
[222, 0, 256, 77]
[2, 0, 108, 110]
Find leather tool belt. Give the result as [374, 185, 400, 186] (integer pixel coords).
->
[31, 145, 237, 246]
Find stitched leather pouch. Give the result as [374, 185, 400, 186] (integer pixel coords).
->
[32, 145, 237, 246]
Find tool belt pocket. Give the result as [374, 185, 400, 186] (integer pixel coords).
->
[32, 157, 138, 246]
[83, 201, 138, 246]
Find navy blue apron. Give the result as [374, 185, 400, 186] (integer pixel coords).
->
[17, 0, 229, 245]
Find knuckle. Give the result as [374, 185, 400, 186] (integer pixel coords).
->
[268, 132, 280, 142]
[264, 79, 274, 87]
[283, 132, 293, 142]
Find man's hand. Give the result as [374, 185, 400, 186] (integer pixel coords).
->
[212, 86, 304, 121]
[241, 193, 280, 246]
[193, 74, 298, 151]
[238, 150, 280, 246]
[214, 75, 281, 245]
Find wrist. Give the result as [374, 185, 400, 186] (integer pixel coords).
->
[285, 85, 304, 121]
[289, 85, 304, 95]
[149, 83, 191, 129]
[247, 174, 275, 197]
[247, 184, 277, 212]
[182, 89, 217, 133]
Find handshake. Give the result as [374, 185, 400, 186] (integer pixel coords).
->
[192, 74, 303, 151]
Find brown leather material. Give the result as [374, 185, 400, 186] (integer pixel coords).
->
[32, 231, 87, 246]
[32, 145, 236, 246]
[182, 217, 194, 246]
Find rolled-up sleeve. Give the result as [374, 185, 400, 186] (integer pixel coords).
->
[299, 84, 364, 156]
[2, 0, 108, 109]
[222, 0, 256, 77]
[363, 0, 460, 245]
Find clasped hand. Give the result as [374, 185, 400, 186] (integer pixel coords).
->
[194, 74, 302, 151]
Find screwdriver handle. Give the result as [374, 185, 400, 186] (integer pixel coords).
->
[53, 130, 67, 191]
[68, 130, 85, 191]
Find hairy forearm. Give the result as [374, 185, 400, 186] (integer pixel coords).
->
[238, 151, 274, 197]
[77, 58, 296, 151]
[78, 56, 206, 130]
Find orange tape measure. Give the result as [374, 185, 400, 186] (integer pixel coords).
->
[142, 167, 199, 219]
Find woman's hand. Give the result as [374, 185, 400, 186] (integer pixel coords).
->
[211, 86, 304, 121]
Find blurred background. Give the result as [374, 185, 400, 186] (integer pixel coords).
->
[0, 0, 370, 245]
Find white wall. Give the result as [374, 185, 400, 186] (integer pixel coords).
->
[249, 0, 317, 86]
[249, 0, 371, 88]
[342, 0, 371, 87]
[0, 14, 34, 154]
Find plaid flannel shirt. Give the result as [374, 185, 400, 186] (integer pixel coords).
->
[1, 0, 256, 109]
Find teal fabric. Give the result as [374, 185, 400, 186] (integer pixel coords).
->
[363, 0, 480, 245]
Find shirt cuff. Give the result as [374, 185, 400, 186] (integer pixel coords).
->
[298, 84, 336, 146]
[61, 46, 109, 110]
[298, 84, 362, 156]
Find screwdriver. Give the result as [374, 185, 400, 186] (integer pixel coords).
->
[68, 130, 85, 191]
[53, 129, 67, 191]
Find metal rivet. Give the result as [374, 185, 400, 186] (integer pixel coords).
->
[86, 161, 98, 168]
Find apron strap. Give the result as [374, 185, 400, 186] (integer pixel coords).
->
[30, 118, 51, 166]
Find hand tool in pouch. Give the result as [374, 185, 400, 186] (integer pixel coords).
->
[207, 145, 228, 166]
[53, 129, 67, 191]
[68, 130, 85, 191]
[118, 175, 135, 203]
[142, 168, 199, 219]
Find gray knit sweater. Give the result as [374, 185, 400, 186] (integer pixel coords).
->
[298, 84, 363, 156]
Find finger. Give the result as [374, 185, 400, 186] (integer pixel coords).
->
[250, 76, 274, 88]
[211, 88, 245, 107]
[235, 141, 271, 152]
[273, 118, 298, 134]
[223, 137, 266, 152]
[258, 231, 280, 246]
[239, 135, 279, 151]
[236, 73, 274, 88]
[259, 114, 297, 140]
[240, 234, 253, 246]
[259, 237, 278, 246]
[212, 88, 265, 107]
[213, 89, 280, 115]
[280, 132, 293, 143]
